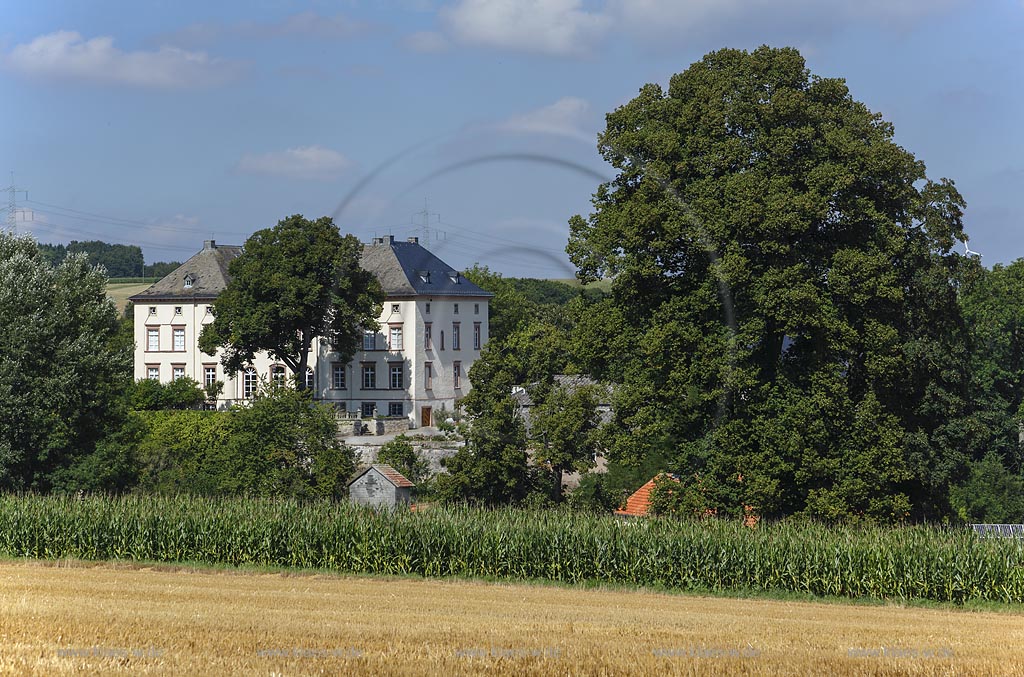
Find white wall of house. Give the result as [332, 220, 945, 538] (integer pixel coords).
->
[133, 294, 489, 426]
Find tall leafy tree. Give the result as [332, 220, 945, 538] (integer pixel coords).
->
[0, 233, 131, 490]
[529, 382, 603, 501]
[568, 47, 971, 521]
[199, 215, 384, 389]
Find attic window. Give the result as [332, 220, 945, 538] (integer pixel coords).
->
[174, 306, 182, 315]
[148, 306, 156, 315]
[183, 274, 195, 289]
[418, 271, 431, 284]
[448, 272, 460, 284]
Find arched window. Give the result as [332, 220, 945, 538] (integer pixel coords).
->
[243, 367, 258, 398]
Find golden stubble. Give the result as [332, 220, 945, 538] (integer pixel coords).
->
[1, 560, 1021, 676]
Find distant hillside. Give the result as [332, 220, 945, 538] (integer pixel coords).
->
[106, 282, 150, 315]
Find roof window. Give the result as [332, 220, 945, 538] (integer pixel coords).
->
[183, 274, 195, 289]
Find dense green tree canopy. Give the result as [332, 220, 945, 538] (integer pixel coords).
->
[38, 240, 145, 277]
[0, 233, 131, 490]
[199, 215, 383, 389]
[567, 46, 974, 521]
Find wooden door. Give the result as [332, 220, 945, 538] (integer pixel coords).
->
[421, 406, 432, 427]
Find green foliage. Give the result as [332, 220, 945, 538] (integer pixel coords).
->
[950, 453, 1024, 524]
[566, 46, 972, 522]
[134, 385, 355, 499]
[0, 233, 131, 490]
[436, 397, 531, 505]
[647, 474, 714, 518]
[529, 382, 603, 501]
[1, 495, 1022, 605]
[960, 259, 1024, 468]
[37, 240, 144, 277]
[377, 435, 429, 485]
[128, 377, 207, 411]
[199, 214, 384, 389]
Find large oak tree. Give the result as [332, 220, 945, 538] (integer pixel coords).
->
[199, 215, 383, 390]
[568, 46, 975, 521]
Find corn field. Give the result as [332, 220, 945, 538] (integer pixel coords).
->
[0, 494, 1021, 604]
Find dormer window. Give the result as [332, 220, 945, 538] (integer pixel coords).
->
[418, 271, 431, 284]
[448, 272, 460, 284]
[183, 274, 195, 289]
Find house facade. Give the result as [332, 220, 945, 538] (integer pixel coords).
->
[129, 235, 491, 427]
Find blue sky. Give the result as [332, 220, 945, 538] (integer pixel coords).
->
[2, 1, 1021, 277]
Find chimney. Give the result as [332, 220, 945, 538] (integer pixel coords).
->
[203, 239, 216, 250]
[407, 236, 419, 244]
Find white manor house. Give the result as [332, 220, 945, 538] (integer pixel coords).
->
[130, 235, 491, 427]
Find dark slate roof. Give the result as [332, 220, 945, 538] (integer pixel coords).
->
[131, 235, 492, 302]
[348, 464, 415, 488]
[363, 236, 493, 298]
[129, 240, 241, 301]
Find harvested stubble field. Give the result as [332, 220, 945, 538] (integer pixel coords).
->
[1, 560, 1022, 676]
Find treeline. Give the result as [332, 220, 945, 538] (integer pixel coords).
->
[37, 240, 180, 278]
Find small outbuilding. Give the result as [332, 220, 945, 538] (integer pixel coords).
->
[348, 464, 415, 509]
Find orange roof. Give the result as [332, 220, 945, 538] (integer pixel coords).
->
[614, 474, 680, 517]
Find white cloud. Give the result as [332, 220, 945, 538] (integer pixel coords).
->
[403, 31, 450, 54]
[236, 146, 351, 181]
[497, 97, 595, 142]
[440, 0, 610, 56]
[4, 31, 239, 88]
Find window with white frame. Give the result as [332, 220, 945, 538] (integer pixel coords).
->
[172, 365, 185, 381]
[271, 365, 286, 385]
[389, 325, 403, 351]
[147, 365, 159, 380]
[332, 363, 346, 389]
[173, 327, 185, 351]
[183, 275, 194, 289]
[452, 322, 460, 350]
[204, 365, 217, 388]
[305, 367, 314, 390]
[243, 367, 259, 398]
[453, 361, 461, 389]
[147, 327, 159, 351]
[362, 363, 376, 389]
[388, 402, 403, 417]
[473, 322, 481, 350]
[363, 330, 376, 351]
[390, 363, 403, 389]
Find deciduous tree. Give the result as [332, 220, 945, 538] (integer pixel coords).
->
[199, 214, 383, 390]
[0, 233, 131, 490]
[568, 46, 972, 521]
